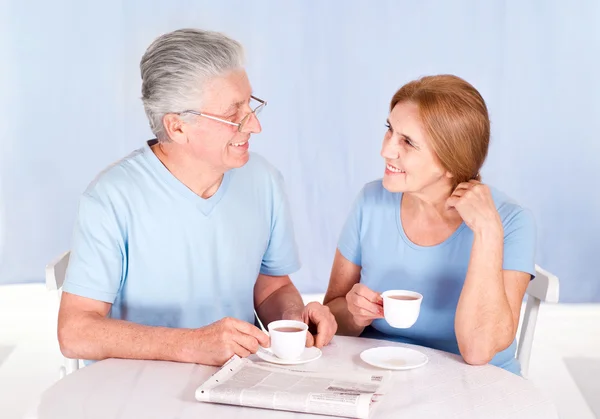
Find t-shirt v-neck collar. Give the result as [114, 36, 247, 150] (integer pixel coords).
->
[143, 139, 231, 216]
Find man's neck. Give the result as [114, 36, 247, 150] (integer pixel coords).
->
[151, 142, 224, 199]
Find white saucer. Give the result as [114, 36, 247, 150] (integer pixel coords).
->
[360, 346, 428, 370]
[256, 346, 322, 365]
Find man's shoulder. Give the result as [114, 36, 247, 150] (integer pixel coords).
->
[241, 152, 281, 176]
[234, 152, 286, 187]
[84, 146, 150, 202]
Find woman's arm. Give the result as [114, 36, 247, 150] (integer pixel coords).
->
[448, 181, 531, 365]
[323, 250, 384, 336]
[454, 227, 530, 365]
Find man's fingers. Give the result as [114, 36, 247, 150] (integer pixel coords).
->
[314, 329, 333, 348]
[302, 303, 338, 349]
[305, 332, 315, 347]
[233, 319, 271, 347]
[233, 331, 263, 354]
[231, 342, 251, 359]
[312, 316, 337, 348]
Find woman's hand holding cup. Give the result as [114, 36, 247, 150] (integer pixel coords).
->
[346, 283, 384, 327]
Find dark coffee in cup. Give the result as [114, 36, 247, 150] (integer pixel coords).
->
[273, 327, 303, 332]
[389, 295, 419, 301]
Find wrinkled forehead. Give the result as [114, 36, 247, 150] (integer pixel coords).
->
[200, 70, 252, 113]
[389, 101, 429, 148]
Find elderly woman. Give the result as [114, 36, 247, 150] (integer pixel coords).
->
[323, 75, 535, 374]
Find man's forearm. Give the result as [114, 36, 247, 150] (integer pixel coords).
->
[58, 312, 193, 362]
[255, 283, 305, 325]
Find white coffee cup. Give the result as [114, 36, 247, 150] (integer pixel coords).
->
[382, 290, 423, 328]
[267, 320, 308, 360]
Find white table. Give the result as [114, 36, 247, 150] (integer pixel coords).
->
[32, 336, 558, 419]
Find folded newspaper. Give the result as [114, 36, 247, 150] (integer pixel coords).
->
[195, 354, 388, 418]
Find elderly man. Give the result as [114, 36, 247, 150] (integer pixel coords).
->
[58, 28, 336, 366]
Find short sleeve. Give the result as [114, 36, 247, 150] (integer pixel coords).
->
[260, 172, 301, 276]
[337, 188, 365, 266]
[62, 192, 124, 303]
[502, 208, 537, 278]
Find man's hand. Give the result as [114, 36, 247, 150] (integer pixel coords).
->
[301, 302, 338, 348]
[180, 317, 270, 366]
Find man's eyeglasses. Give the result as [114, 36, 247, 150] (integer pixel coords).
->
[178, 95, 266, 132]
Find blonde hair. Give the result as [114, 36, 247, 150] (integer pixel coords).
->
[390, 75, 490, 186]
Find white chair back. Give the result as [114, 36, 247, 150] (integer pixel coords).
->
[45, 251, 79, 378]
[517, 264, 560, 378]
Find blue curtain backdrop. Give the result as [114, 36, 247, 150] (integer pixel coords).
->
[1, 0, 598, 302]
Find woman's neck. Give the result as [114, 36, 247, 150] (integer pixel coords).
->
[402, 181, 460, 225]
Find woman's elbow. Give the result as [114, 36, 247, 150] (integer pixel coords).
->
[458, 338, 501, 366]
[461, 347, 495, 366]
[458, 324, 515, 366]
[460, 337, 514, 365]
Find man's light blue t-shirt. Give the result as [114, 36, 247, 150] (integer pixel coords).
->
[338, 180, 536, 375]
[63, 140, 301, 329]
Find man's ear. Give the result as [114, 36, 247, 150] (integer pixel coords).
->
[163, 113, 189, 144]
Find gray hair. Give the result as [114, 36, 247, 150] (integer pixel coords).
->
[140, 28, 245, 142]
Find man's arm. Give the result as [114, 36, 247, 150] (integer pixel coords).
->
[58, 292, 269, 366]
[254, 274, 337, 347]
[253, 274, 304, 325]
[58, 292, 189, 361]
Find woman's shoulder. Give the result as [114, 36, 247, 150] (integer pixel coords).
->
[487, 185, 535, 228]
[361, 179, 394, 199]
[358, 179, 398, 203]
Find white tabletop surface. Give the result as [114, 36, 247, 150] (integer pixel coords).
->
[32, 336, 558, 419]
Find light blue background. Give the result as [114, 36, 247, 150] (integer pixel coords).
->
[1, 0, 598, 302]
